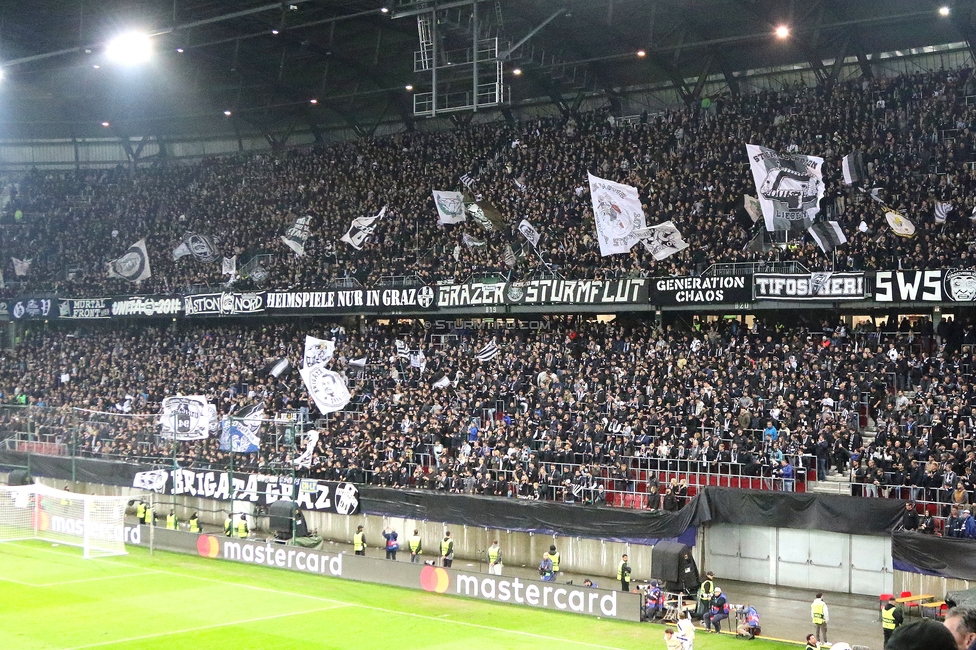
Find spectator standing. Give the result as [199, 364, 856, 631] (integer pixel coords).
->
[811, 592, 829, 644]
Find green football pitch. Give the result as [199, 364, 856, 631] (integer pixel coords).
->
[0, 540, 800, 649]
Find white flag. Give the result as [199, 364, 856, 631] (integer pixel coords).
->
[433, 190, 466, 225]
[935, 201, 953, 224]
[885, 210, 916, 238]
[518, 219, 541, 247]
[293, 430, 319, 469]
[300, 365, 351, 414]
[222, 256, 237, 276]
[462, 233, 486, 249]
[11, 258, 31, 277]
[841, 151, 866, 185]
[159, 395, 212, 441]
[587, 172, 647, 256]
[746, 144, 825, 232]
[395, 339, 411, 360]
[341, 206, 386, 250]
[107, 239, 152, 283]
[476, 340, 499, 362]
[639, 221, 690, 260]
[432, 374, 452, 389]
[303, 335, 336, 368]
[173, 233, 218, 263]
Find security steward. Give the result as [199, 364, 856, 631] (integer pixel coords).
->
[882, 597, 904, 644]
[236, 513, 249, 539]
[223, 513, 234, 537]
[618, 553, 632, 592]
[354, 525, 367, 556]
[165, 509, 178, 531]
[441, 531, 455, 568]
[696, 571, 716, 619]
[142, 503, 155, 526]
[487, 540, 503, 575]
[549, 544, 561, 581]
[188, 512, 201, 533]
[408, 529, 422, 563]
[135, 500, 146, 523]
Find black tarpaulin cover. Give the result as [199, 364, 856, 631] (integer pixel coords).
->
[892, 531, 976, 581]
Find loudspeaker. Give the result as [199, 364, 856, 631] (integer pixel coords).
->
[268, 500, 308, 538]
[651, 541, 699, 592]
[6, 470, 31, 486]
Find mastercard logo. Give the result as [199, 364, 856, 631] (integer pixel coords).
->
[419, 566, 449, 593]
[196, 534, 220, 558]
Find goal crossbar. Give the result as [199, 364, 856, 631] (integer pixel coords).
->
[0, 484, 129, 558]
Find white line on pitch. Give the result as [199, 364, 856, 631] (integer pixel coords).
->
[0, 574, 34, 586]
[38, 571, 158, 587]
[61, 605, 349, 649]
[17, 544, 628, 650]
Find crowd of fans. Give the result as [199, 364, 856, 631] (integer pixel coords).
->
[1, 313, 976, 524]
[4, 66, 976, 297]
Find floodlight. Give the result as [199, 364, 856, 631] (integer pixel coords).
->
[775, 25, 790, 39]
[512, 68, 522, 76]
[405, 84, 414, 91]
[176, 47, 184, 53]
[101, 121, 110, 127]
[380, 7, 390, 13]
[309, 98, 318, 104]
[223, 110, 232, 116]
[636, 50, 646, 57]
[105, 31, 152, 65]
[939, 6, 950, 16]
[271, 29, 280, 35]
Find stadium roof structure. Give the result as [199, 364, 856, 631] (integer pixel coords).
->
[0, 0, 972, 143]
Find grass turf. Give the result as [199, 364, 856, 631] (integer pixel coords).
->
[0, 540, 799, 649]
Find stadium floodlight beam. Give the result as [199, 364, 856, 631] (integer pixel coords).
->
[105, 31, 153, 65]
[939, 6, 950, 16]
[223, 110, 232, 116]
[775, 25, 791, 39]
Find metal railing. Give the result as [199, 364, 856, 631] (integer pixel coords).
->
[703, 260, 810, 277]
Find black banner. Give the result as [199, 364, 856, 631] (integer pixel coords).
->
[111, 295, 183, 317]
[184, 292, 267, 317]
[58, 298, 112, 319]
[8, 296, 57, 320]
[652, 276, 753, 306]
[436, 278, 648, 308]
[754, 272, 866, 300]
[266, 286, 437, 314]
[131, 467, 360, 514]
[892, 531, 976, 580]
[874, 269, 976, 303]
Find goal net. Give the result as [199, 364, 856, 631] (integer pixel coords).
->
[0, 484, 129, 558]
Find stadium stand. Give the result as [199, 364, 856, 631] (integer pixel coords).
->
[3, 67, 976, 296]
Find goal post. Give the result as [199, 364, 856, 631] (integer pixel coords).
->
[0, 484, 129, 559]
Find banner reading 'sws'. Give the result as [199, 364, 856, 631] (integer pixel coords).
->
[132, 468, 360, 515]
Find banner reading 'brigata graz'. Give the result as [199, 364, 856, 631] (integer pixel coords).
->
[131, 467, 360, 515]
[754, 272, 866, 300]
[436, 278, 648, 308]
[874, 269, 976, 302]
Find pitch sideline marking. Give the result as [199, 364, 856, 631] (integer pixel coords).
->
[61, 605, 349, 649]
[38, 571, 159, 587]
[12, 542, 630, 650]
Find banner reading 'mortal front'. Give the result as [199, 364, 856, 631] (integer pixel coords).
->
[437, 278, 648, 308]
[754, 273, 866, 300]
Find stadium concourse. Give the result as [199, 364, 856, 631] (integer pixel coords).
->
[2, 312, 976, 527]
[2, 67, 976, 294]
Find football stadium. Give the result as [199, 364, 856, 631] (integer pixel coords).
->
[3, 1, 976, 649]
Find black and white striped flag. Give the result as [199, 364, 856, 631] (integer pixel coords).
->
[395, 340, 411, 360]
[503, 244, 517, 268]
[841, 151, 866, 185]
[935, 201, 953, 224]
[476, 340, 499, 362]
[808, 221, 847, 253]
[460, 173, 476, 190]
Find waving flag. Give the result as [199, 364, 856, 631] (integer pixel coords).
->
[107, 239, 152, 282]
[518, 219, 541, 247]
[341, 206, 387, 250]
[746, 144, 825, 232]
[219, 401, 265, 453]
[808, 221, 848, 253]
[433, 190, 466, 225]
[281, 215, 312, 256]
[588, 173, 647, 256]
[476, 340, 499, 362]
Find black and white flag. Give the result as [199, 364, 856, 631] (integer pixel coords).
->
[262, 357, 292, 378]
[341, 206, 386, 250]
[159, 395, 212, 441]
[107, 239, 152, 282]
[746, 144, 825, 232]
[808, 221, 848, 253]
[300, 365, 351, 414]
[293, 430, 319, 469]
[433, 190, 466, 225]
[222, 256, 237, 276]
[409, 350, 426, 372]
[841, 151, 866, 186]
[460, 173, 476, 190]
[173, 233, 218, 263]
[431, 372, 452, 389]
[588, 172, 647, 256]
[11, 257, 31, 277]
[638, 221, 689, 260]
[462, 233, 486, 249]
[518, 219, 541, 247]
[219, 401, 265, 453]
[395, 339, 411, 360]
[281, 215, 312, 256]
[503, 244, 517, 268]
[476, 340, 499, 362]
[467, 200, 505, 232]
[935, 201, 953, 224]
[304, 335, 335, 368]
[743, 195, 763, 224]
